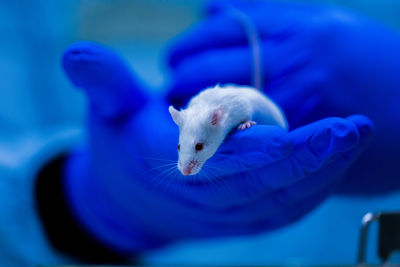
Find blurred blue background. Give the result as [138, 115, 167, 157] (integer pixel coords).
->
[1, 0, 400, 265]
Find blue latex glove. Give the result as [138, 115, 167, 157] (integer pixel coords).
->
[62, 41, 373, 254]
[166, 1, 400, 194]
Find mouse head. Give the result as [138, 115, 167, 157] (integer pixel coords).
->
[169, 105, 227, 176]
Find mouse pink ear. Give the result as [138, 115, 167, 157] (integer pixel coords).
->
[211, 106, 224, 126]
[169, 106, 183, 126]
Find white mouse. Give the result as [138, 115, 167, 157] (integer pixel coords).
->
[169, 84, 288, 176]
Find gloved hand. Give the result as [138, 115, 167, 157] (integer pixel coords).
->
[62, 41, 373, 254]
[166, 1, 400, 194]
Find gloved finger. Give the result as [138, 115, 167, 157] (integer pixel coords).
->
[268, 115, 375, 210]
[174, 168, 335, 230]
[181, 168, 334, 230]
[178, 117, 359, 211]
[212, 172, 349, 237]
[330, 115, 375, 165]
[167, 40, 299, 107]
[281, 116, 373, 200]
[243, 117, 360, 192]
[267, 67, 327, 128]
[62, 41, 148, 121]
[220, 115, 374, 225]
[331, 115, 377, 194]
[168, 46, 253, 107]
[167, 2, 308, 69]
[347, 114, 375, 142]
[207, 125, 293, 176]
[195, 116, 372, 226]
[167, 14, 249, 69]
[267, 116, 372, 225]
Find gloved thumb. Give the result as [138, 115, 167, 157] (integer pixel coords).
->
[62, 41, 148, 121]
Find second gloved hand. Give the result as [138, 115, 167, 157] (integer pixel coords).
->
[166, 1, 400, 194]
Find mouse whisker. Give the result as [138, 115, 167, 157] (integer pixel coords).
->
[162, 168, 182, 197]
[196, 172, 212, 195]
[151, 171, 181, 197]
[201, 168, 214, 183]
[137, 162, 178, 180]
[203, 163, 227, 177]
[201, 165, 229, 193]
[142, 156, 177, 163]
[148, 164, 179, 188]
[154, 164, 178, 181]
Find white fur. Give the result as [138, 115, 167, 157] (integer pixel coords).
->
[169, 84, 288, 176]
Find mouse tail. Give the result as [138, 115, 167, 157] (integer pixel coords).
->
[225, 6, 263, 91]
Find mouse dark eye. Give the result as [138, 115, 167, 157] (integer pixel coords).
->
[195, 143, 204, 152]
[178, 144, 180, 151]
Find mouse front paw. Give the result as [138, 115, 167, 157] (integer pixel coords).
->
[237, 121, 257, 130]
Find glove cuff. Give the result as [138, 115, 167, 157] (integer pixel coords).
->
[63, 145, 169, 254]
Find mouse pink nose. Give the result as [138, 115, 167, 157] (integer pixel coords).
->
[182, 167, 192, 175]
[181, 160, 199, 176]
